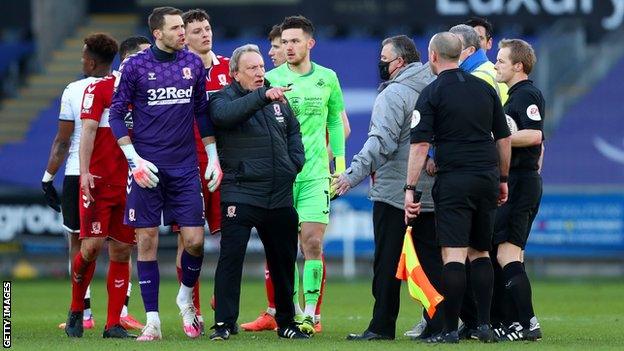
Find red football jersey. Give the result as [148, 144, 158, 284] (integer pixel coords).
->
[194, 52, 231, 163]
[80, 73, 128, 186]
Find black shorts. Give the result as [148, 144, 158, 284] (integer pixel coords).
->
[61, 175, 80, 233]
[433, 171, 499, 251]
[493, 170, 542, 249]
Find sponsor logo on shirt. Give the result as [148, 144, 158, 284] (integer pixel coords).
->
[148, 72, 156, 81]
[146, 86, 193, 106]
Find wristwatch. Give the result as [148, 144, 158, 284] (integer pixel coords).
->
[403, 184, 417, 191]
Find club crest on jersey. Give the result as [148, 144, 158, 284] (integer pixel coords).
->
[218, 74, 228, 86]
[91, 221, 102, 235]
[182, 67, 193, 80]
[148, 72, 156, 81]
[316, 78, 325, 87]
[129, 209, 136, 222]
[226, 206, 237, 218]
[82, 93, 94, 110]
[273, 104, 283, 117]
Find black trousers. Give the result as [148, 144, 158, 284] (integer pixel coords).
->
[214, 203, 298, 328]
[367, 202, 443, 337]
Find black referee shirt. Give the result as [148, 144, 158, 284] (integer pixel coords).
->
[504, 79, 545, 171]
[411, 68, 510, 174]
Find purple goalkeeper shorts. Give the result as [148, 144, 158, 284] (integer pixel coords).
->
[124, 166, 205, 228]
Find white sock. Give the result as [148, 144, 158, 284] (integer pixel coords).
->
[120, 305, 128, 318]
[294, 302, 304, 316]
[315, 314, 321, 323]
[146, 311, 160, 326]
[85, 285, 91, 299]
[304, 304, 316, 318]
[127, 282, 132, 296]
[177, 284, 193, 305]
[266, 307, 276, 316]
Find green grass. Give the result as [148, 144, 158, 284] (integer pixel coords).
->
[9, 278, 624, 350]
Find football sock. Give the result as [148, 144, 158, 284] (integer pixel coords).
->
[303, 259, 323, 316]
[265, 262, 276, 309]
[106, 260, 129, 329]
[293, 261, 303, 315]
[503, 261, 535, 329]
[70, 253, 96, 313]
[83, 285, 92, 319]
[470, 257, 494, 325]
[137, 260, 159, 313]
[441, 262, 466, 333]
[314, 254, 326, 316]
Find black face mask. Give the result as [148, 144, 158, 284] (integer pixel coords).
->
[378, 57, 399, 81]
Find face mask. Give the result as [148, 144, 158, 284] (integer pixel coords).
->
[378, 57, 399, 81]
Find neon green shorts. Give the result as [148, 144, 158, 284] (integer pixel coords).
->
[293, 178, 330, 224]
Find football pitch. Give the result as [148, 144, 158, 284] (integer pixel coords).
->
[9, 278, 624, 350]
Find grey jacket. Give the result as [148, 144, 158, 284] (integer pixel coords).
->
[344, 62, 436, 211]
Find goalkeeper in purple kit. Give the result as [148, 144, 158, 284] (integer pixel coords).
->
[108, 6, 222, 341]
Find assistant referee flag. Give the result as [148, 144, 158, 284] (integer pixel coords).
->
[395, 226, 444, 318]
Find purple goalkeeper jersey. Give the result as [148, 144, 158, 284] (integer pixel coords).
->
[109, 47, 211, 169]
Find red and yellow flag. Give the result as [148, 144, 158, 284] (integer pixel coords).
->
[395, 226, 444, 318]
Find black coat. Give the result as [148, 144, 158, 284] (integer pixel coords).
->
[209, 80, 305, 209]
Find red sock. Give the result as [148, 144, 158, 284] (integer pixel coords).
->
[70, 253, 96, 312]
[315, 255, 326, 315]
[176, 266, 183, 283]
[106, 260, 129, 329]
[265, 262, 275, 309]
[193, 279, 202, 315]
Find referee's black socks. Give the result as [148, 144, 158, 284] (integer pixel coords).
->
[470, 257, 494, 326]
[503, 261, 535, 329]
[441, 262, 466, 332]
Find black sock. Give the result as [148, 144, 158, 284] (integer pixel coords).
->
[125, 295, 130, 308]
[503, 261, 535, 329]
[441, 262, 466, 333]
[491, 255, 506, 326]
[84, 297, 91, 310]
[470, 257, 494, 325]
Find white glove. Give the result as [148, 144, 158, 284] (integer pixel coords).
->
[120, 144, 159, 188]
[204, 143, 222, 192]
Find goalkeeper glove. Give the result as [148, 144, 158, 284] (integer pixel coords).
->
[120, 144, 159, 188]
[204, 143, 223, 192]
[330, 156, 346, 200]
[41, 171, 61, 212]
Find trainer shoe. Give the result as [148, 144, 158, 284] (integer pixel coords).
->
[299, 316, 315, 336]
[120, 314, 144, 330]
[103, 324, 137, 338]
[494, 322, 523, 341]
[425, 331, 459, 344]
[314, 321, 322, 333]
[198, 315, 205, 336]
[404, 318, 427, 338]
[475, 324, 497, 343]
[136, 322, 162, 341]
[278, 324, 310, 339]
[64, 311, 84, 338]
[178, 303, 201, 338]
[524, 318, 542, 341]
[58, 315, 95, 330]
[209, 322, 231, 341]
[241, 312, 277, 331]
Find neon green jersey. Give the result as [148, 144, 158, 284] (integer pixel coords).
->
[266, 62, 345, 181]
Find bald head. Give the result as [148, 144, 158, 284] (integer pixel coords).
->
[430, 32, 462, 62]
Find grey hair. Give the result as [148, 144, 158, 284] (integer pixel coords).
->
[381, 35, 420, 64]
[229, 44, 261, 75]
[449, 24, 480, 51]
